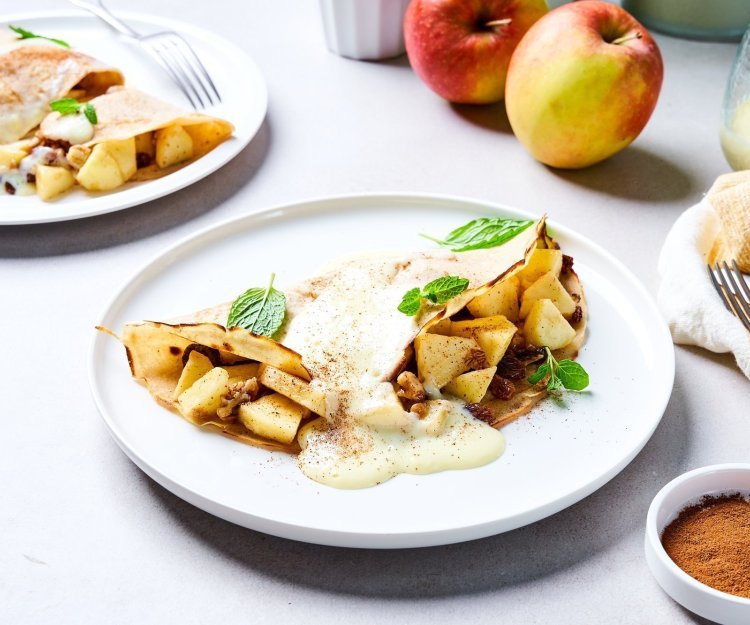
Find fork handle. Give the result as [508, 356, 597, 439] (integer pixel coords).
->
[69, 0, 139, 38]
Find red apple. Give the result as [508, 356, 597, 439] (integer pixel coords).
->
[505, 1, 663, 169]
[404, 0, 548, 104]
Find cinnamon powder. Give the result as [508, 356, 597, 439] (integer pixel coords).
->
[661, 493, 750, 599]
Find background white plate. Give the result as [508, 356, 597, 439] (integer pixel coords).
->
[89, 194, 675, 548]
[0, 10, 267, 225]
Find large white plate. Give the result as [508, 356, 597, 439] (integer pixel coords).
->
[0, 10, 267, 225]
[89, 194, 675, 548]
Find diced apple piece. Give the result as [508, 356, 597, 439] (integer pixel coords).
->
[0, 142, 31, 169]
[427, 318, 452, 335]
[517, 249, 563, 288]
[414, 333, 481, 389]
[519, 271, 577, 319]
[134, 132, 155, 159]
[173, 350, 214, 399]
[356, 384, 411, 429]
[101, 138, 137, 181]
[237, 393, 308, 445]
[444, 366, 497, 403]
[467, 276, 520, 321]
[450, 315, 517, 366]
[221, 363, 260, 384]
[258, 364, 326, 415]
[35, 165, 76, 201]
[523, 299, 576, 350]
[155, 125, 194, 168]
[177, 367, 230, 422]
[75, 143, 124, 191]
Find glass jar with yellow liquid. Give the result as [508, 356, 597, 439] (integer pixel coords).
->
[721, 28, 750, 170]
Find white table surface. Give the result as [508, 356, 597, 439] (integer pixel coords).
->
[2, 2, 748, 623]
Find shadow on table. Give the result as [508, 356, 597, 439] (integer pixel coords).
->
[0, 120, 270, 258]
[549, 146, 697, 203]
[449, 101, 513, 135]
[141, 377, 694, 600]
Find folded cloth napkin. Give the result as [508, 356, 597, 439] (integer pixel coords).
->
[657, 172, 750, 379]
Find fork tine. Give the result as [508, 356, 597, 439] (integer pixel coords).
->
[163, 34, 215, 106]
[731, 260, 750, 303]
[718, 262, 750, 332]
[143, 42, 198, 108]
[152, 39, 206, 108]
[708, 264, 732, 313]
[168, 33, 221, 103]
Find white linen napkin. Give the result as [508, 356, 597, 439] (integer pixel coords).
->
[657, 198, 750, 379]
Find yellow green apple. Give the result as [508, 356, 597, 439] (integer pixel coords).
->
[404, 0, 549, 104]
[505, 0, 663, 169]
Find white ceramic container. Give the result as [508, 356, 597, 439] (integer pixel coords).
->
[319, 0, 411, 60]
[645, 464, 750, 625]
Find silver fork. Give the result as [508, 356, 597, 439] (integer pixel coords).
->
[708, 260, 750, 332]
[69, 0, 221, 109]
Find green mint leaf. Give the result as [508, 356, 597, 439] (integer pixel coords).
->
[556, 360, 590, 391]
[227, 273, 286, 338]
[421, 217, 535, 252]
[49, 98, 81, 115]
[83, 103, 98, 125]
[398, 288, 422, 316]
[10, 25, 70, 48]
[421, 276, 469, 304]
[528, 362, 550, 385]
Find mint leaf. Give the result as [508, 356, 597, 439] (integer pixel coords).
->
[398, 288, 422, 316]
[422, 276, 469, 304]
[10, 25, 70, 48]
[227, 273, 286, 338]
[398, 276, 470, 316]
[49, 98, 98, 125]
[83, 103, 97, 125]
[527, 362, 549, 385]
[556, 360, 589, 391]
[49, 98, 81, 115]
[528, 347, 589, 395]
[422, 217, 535, 252]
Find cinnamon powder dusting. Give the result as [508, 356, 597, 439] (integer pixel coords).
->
[661, 493, 750, 599]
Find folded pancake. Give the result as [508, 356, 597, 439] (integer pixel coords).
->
[3, 86, 234, 199]
[0, 39, 123, 143]
[111, 216, 588, 488]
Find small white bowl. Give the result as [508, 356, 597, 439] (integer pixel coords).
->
[645, 464, 750, 625]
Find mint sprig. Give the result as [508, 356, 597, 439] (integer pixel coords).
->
[421, 217, 535, 252]
[398, 276, 469, 317]
[10, 25, 70, 48]
[227, 273, 286, 338]
[528, 347, 589, 394]
[49, 98, 98, 124]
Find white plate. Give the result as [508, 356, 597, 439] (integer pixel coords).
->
[0, 10, 267, 225]
[89, 194, 675, 548]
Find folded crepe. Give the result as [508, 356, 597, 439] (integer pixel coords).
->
[0, 39, 124, 143]
[41, 86, 234, 181]
[115, 216, 587, 460]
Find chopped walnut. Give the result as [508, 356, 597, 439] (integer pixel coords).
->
[489, 376, 515, 400]
[66, 145, 91, 170]
[217, 378, 260, 420]
[465, 402, 494, 424]
[410, 402, 428, 419]
[465, 348, 489, 370]
[396, 371, 426, 402]
[571, 305, 583, 324]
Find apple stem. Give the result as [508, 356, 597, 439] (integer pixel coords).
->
[611, 31, 642, 46]
[485, 18, 512, 28]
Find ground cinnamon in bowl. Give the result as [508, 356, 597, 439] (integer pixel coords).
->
[661, 493, 750, 599]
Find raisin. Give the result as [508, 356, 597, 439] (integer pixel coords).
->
[496, 353, 526, 381]
[136, 152, 153, 168]
[562, 254, 574, 273]
[465, 403, 494, 424]
[4, 181, 15, 195]
[571, 305, 583, 324]
[489, 376, 515, 400]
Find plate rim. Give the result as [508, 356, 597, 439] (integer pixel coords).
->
[89, 192, 676, 548]
[0, 9, 268, 226]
